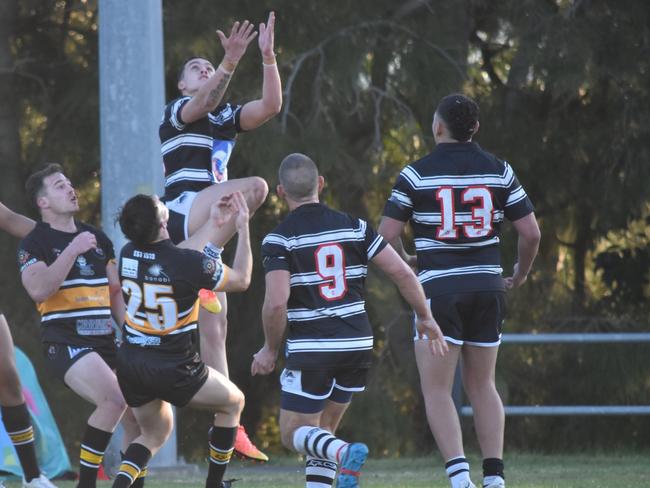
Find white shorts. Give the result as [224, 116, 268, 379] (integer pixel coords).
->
[162, 191, 197, 243]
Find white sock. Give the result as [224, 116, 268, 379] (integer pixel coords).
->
[446, 456, 472, 488]
[483, 475, 505, 487]
[305, 455, 337, 487]
[293, 426, 348, 463]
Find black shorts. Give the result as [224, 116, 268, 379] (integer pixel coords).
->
[417, 291, 506, 347]
[43, 340, 117, 384]
[280, 366, 369, 414]
[116, 344, 209, 408]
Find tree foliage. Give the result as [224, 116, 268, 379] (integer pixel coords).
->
[1, 0, 648, 457]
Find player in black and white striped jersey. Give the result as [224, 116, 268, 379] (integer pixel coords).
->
[252, 153, 447, 488]
[379, 94, 541, 488]
[159, 14, 282, 460]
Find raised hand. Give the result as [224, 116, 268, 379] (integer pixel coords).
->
[69, 231, 97, 256]
[208, 195, 235, 228]
[258, 11, 276, 62]
[216, 20, 258, 66]
[230, 191, 250, 231]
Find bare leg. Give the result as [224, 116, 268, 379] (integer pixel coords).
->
[187, 176, 268, 241]
[188, 367, 245, 428]
[415, 341, 464, 461]
[65, 352, 127, 431]
[461, 345, 504, 459]
[128, 400, 174, 456]
[199, 292, 228, 376]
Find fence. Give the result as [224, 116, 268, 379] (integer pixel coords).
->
[458, 332, 650, 416]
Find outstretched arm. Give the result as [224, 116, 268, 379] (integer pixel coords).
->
[180, 20, 258, 124]
[0, 202, 35, 239]
[239, 12, 282, 130]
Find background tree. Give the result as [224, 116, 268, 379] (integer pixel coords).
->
[0, 0, 648, 459]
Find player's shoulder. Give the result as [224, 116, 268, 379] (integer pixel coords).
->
[77, 221, 112, 241]
[20, 221, 53, 247]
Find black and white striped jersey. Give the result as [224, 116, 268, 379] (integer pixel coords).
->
[383, 142, 534, 297]
[262, 203, 387, 370]
[119, 240, 227, 354]
[159, 97, 243, 200]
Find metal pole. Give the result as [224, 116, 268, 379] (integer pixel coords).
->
[98, 0, 172, 470]
[99, 0, 165, 253]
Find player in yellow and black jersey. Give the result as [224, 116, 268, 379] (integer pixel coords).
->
[112, 192, 252, 488]
[18, 164, 138, 488]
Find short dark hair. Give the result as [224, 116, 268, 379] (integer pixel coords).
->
[177, 56, 209, 82]
[435, 94, 480, 142]
[278, 153, 319, 201]
[118, 194, 162, 246]
[25, 163, 65, 210]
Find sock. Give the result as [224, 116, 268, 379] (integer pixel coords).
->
[79, 425, 112, 488]
[1, 404, 40, 481]
[305, 455, 337, 487]
[112, 443, 151, 488]
[206, 426, 237, 488]
[446, 456, 471, 488]
[293, 426, 349, 464]
[482, 458, 504, 486]
[119, 450, 147, 488]
[131, 465, 148, 488]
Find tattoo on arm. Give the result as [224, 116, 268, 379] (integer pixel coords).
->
[207, 73, 232, 107]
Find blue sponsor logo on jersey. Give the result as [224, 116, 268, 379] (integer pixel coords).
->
[211, 138, 235, 183]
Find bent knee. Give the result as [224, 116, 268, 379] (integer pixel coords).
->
[247, 177, 268, 209]
[100, 394, 128, 418]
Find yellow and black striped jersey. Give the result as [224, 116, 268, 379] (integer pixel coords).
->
[119, 239, 227, 354]
[18, 221, 116, 347]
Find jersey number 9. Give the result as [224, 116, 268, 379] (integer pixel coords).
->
[314, 243, 347, 301]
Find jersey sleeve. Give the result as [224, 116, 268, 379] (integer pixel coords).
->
[17, 235, 44, 274]
[502, 162, 535, 221]
[359, 218, 387, 261]
[382, 167, 415, 222]
[95, 229, 116, 263]
[261, 232, 290, 273]
[210, 103, 244, 136]
[162, 97, 191, 131]
[188, 244, 228, 292]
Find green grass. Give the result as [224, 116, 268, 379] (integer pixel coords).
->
[3, 452, 650, 487]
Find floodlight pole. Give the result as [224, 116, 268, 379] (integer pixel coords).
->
[98, 0, 174, 471]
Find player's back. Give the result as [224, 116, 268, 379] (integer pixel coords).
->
[119, 239, 218, 354]
[262, 202, 386, 369]
[384, 142, 534, 296]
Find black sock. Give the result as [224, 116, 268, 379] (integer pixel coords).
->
[483, 457, 505, 479]
[78, 425, 112, 488]
[112, 443, 152, 488]
[1, 404, 40, 481]
[206, 426, 237, 488]
[119, 450, 148, 488]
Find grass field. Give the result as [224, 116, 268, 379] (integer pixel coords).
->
[3, 452, 649, 487]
